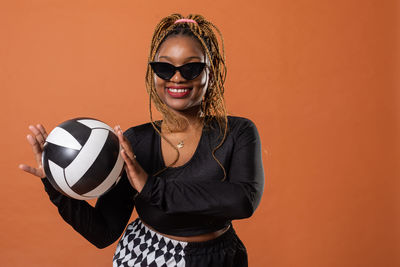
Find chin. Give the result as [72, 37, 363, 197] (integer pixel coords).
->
[165, 101, 201, 114]
[167, 105, 191, 113]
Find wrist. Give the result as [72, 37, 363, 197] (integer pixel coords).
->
[135, 171, 148, 193]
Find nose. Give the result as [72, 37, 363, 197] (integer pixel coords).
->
[170, 70, 186, 83]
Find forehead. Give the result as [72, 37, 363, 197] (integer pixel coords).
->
[156, 35, 205, 62]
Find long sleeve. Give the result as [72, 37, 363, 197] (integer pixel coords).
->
[135, 119, 264, 221]
[41, 171, 136, 249]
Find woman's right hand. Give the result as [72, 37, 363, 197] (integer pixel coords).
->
[19, 124, 48, 178]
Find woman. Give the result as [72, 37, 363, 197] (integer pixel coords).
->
[19, 14, 264, 267]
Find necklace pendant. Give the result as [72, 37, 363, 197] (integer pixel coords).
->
[177, 141, 184, 149]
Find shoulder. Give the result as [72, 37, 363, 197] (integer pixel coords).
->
[227, 115, 258, 134]
[124, 121, 156, 136]
[227, 115, 256, 127]
[123, 121, 158, 145]
[205, 115, 259, 141]
[226, 116, 261, 146]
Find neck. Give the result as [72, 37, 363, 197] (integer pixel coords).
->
[162, 105, 204, 133]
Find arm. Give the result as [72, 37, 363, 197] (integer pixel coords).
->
[135, 120, 265, 220]
[42, 170, 136, 249]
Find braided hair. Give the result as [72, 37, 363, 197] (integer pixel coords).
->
[146, 14, 228, 180]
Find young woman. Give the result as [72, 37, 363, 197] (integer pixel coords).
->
[20, 13, 264, 267]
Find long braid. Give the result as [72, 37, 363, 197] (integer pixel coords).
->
[146, 14, 229, 180]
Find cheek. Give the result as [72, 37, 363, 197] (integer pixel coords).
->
[154, 76, 167, 101]
[154, 75, 162, 87]
[154, 76, 166, 91]
[196, 69, 210, 92]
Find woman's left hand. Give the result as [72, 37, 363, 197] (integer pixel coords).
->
[114, 125, 148, 193]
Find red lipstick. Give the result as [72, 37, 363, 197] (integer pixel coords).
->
[166, 86, 191, 98]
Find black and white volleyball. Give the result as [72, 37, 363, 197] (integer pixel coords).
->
[41, 118, 124, 200]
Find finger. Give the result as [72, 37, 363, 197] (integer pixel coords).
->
[113, 125, 132, 156]
[36, 124, 48, 139]
[113, 125, 125, 135]
[27, 134, 42, 155]
[120, 149, 138, 174]
[120, 140, 135, 160]
[18, 164, 43, 178]
[29, 125, 45, 142]
[120, 149, 134, 165]
[27, 134, 43, 166]
[29, 125, 46, 149]
[116, 126, 136, 160]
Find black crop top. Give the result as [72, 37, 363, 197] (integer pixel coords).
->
[41, 116, 264, 249]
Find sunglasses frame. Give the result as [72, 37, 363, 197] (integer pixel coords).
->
[149, 61, 207, 81]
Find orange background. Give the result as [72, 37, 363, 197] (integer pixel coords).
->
[1, 0, 399, 266]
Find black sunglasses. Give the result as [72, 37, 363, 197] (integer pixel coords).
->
[149, 62, 206, 80]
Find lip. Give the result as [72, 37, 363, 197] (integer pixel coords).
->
[166, 86, 192, 98]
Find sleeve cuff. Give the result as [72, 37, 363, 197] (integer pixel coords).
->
[41, 177, 65, 205]
[41, 177, 58, 196]
[135, 175, 155, 202]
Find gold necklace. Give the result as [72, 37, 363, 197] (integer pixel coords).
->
[162, 120, 203, 150]
[162, 123, 186, 149]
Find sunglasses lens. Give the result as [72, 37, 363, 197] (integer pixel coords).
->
[180, 63, 206, 80]
[150, 62, 175, 80]
[149, 62, 206, 80]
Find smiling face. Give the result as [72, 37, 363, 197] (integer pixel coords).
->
[154, 35, 210, 114]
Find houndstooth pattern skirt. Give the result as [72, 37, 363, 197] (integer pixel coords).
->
[113, 219, 187, 267]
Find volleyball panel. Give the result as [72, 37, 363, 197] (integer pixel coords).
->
[45, 127, 82, 150]
[42, 152, 65, 195]
[82, 146, 124, 198]
[57, 119, 92, 147]
[69, 130, 121, 195]
[42, 142, 80, 169]
[48, 159, 90, 200]
[77, 119, 114, 131]
[64, 128, 109, 187]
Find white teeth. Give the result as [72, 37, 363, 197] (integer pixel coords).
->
[168, 88, 189, 93]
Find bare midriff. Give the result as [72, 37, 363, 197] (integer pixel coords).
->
[140, 220, 230, 243]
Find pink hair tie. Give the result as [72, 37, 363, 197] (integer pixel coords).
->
[174, 18, 197, 24]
